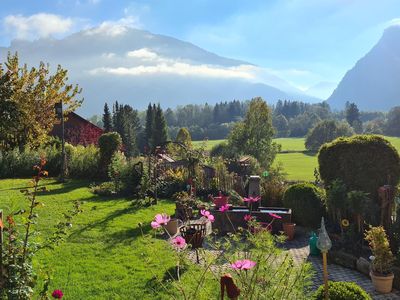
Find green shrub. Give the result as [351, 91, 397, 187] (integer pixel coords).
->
[0, 147, 60, 178]
[98, 132, 122, 178]
[67, 144, 100, 179]
[210, 142, 230, 157]
[305, 120, 354, 152]
[283, 183, 325, 228]
[313, 281, 371, 300]
[0, 144, 99, 179]
[318, 135, 400, 223]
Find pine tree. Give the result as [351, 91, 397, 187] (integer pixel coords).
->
[145, 103, 154, 150]
[102, 103, 112, 132]
[345, 102, 361, 127]
[153, 104, 168, 147]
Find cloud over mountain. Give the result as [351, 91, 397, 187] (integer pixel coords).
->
[0, 22, 318, 116]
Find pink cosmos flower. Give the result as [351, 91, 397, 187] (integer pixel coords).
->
[200, 209, 215, 222]
[231, 259, 256, 270]
[151, 213, 171, 229]
[52, 290, 63, 299]
[171, 236, 186, 249]
[243, 196, 261, 203]
[219, 204, 229, 212]
[268, 212, 282, 219]
[244, 214, 253, 222]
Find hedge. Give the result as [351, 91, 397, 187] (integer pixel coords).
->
[282, 182, 325, 228]
[318, 135, 400, 205]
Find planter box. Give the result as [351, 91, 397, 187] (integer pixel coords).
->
[328, 250, 357, 269]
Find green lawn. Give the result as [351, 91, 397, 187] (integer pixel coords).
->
[274, 152, 317, 181]
[192, 139, 226, 150]
[274, 138, 306, 152]
[0, 179, 190, 299]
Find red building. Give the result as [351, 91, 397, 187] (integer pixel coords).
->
[51, 112, 104, 146]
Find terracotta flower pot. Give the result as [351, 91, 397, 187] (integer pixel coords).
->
[370, 271, 394, 294]
[213, 196, 229, 208]
[283, 223, 296, 241]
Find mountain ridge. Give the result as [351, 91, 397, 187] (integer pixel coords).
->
[327, 26, 400, 111]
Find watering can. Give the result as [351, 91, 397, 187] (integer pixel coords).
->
[309, 231, 320, 256]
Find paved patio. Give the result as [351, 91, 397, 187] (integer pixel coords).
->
[284, 233, 400, 300]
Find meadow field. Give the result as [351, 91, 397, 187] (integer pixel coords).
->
[194, 136, 400, 181]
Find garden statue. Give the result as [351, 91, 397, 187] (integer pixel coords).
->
[378, 185, 396, 231]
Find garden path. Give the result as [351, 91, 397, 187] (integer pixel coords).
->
[284, 233, 400, 300]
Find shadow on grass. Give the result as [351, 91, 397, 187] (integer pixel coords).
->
[68, 202, 149, 243]
[102, 225, 153, 249]
[144, 266, 188, 297]
[0, 179, 60, 192]
[38, 180, 91, 196]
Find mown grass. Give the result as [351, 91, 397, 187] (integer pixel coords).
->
[0, 178, 202, 299]
[192, 139, 226, 150]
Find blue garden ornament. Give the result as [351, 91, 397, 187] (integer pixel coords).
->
[317, 217, 332, 253]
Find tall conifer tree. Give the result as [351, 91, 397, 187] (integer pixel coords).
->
[102, 103, 112, 132]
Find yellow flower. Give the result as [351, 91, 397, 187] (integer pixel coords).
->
[341, 219, 350, 227]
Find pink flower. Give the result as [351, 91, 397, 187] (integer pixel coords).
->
[171, 236, 186, 249]
[268, 213, 282, 219]
[201, 209, 215, 222]
[231, 259, 256, 270]
[52, 290, 63, 299]
[219, 204, 229, 212]
[151, 213, 171, 229]
[244, 214, 253, 222]
[243, 196, 261, 203]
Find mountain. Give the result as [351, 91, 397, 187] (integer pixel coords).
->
[0, 26, 317, 116]
[327, 26, 400, 111]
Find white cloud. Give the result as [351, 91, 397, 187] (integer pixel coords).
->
[385, 18, 400, 28]
[3, 13, 73, 39]
[89, 63, 257, 80]
[126, 48, 158, 60]
[85, 16, 141, 36]
[101, 52, 116, 58]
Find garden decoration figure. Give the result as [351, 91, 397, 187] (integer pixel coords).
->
[317, 217, 332, 300]
[378, 185, 396, 231]
[220, 274, 240, 300]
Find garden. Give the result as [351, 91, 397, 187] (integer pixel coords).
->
[1, 57, 400, 299]
[1, 130, 400, 299]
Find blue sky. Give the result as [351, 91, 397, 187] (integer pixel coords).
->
[1, 0, 400, 96]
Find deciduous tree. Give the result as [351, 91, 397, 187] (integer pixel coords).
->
[0, 53, 82, 151]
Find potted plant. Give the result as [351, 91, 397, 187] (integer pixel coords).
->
[283, 222, 296, 241]
[365, 226, 394, 293]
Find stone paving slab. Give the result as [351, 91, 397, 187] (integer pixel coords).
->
[283, 235, 400, 300]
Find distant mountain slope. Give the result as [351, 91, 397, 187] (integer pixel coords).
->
[0, 26, 317, 116]
[327, 26, 400, 111]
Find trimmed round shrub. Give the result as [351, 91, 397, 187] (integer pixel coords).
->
[313, 281, 371, 300]
[318, 135, 400, 211]
[282, 183, 325, 228]
[98, 132, 122, 178]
